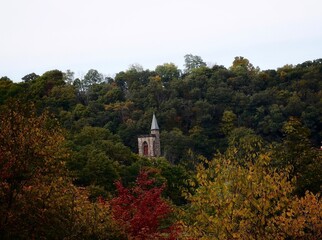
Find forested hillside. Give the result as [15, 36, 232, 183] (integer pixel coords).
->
[1, 55, 321, 239]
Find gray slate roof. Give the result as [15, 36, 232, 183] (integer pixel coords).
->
[151, 113, 159, 130]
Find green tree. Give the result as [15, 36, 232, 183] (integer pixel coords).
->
[155, 63, 181, 86]
[274, 117, 322, 194]
[21, 72, 39, 82]
[66, 126, 136, 195]
[184, 54, 206, 73]
[0, 77, 13, 104]
[83, 69, 104, 86]
[28, 70, 65, 99]
[161, 128, 191, 164]
[46, 84, 77, 111]
[220, 110, 237, 136]
[63, 69, 75, 85]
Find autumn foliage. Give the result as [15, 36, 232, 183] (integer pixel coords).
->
[110, 169, 179, 240]
[0, 102, 123, 239]
[0, 95, 321, 239]
[180, 153, 322, 240]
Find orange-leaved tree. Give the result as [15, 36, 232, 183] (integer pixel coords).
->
[0, 101, 67, 238]
[0, 101, 123, 239]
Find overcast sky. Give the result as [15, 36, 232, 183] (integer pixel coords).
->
[1, 0, 322, 81]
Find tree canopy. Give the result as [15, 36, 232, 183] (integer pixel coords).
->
[1, 56, 321, 239]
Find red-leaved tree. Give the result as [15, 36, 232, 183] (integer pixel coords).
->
[110, 169, 179, 240]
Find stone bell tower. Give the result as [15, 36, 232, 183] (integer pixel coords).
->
[138, 113, 161, 157]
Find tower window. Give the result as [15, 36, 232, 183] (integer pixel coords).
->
[143, 141, 148, 156]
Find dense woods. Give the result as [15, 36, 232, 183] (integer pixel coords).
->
[1, 55, 321, 239]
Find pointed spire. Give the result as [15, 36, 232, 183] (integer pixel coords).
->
[151, 113, 159, 130]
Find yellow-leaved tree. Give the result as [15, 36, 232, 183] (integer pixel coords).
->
[180, 152, 321, 239]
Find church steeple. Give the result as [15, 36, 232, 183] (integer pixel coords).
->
[151, 113, 159, 130]
[137, 113, 161, 157]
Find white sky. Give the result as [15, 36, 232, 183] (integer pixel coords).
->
[1, 0, 322, 81]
